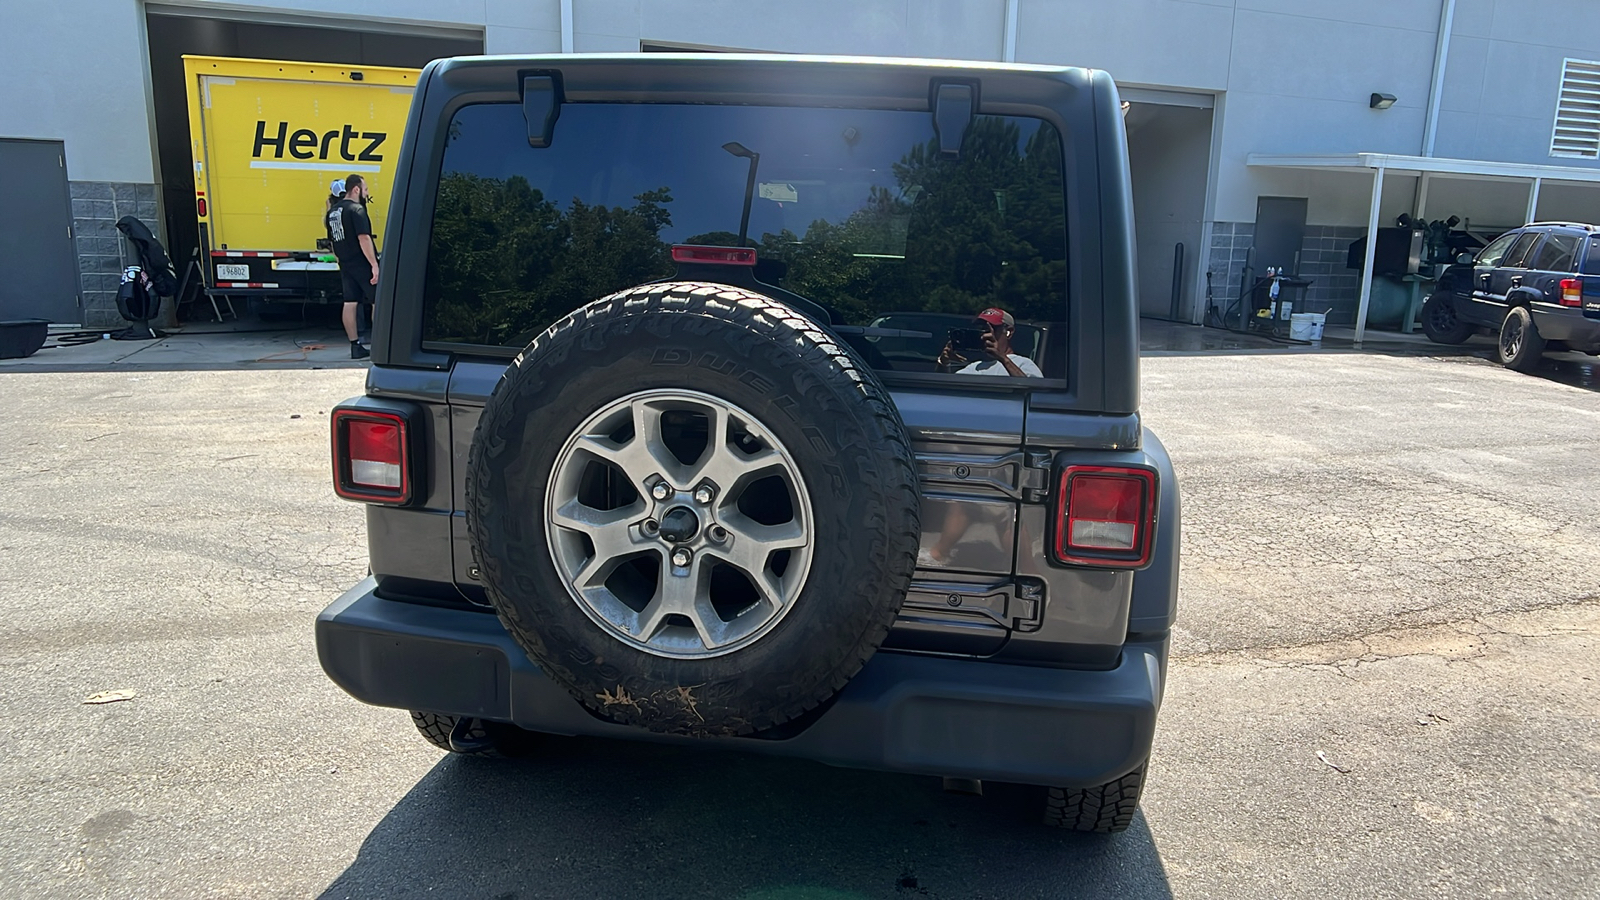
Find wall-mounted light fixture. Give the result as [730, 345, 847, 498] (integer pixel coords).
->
[1370, 93, 1397, 110]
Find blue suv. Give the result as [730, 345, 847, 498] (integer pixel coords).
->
[1422, 222, 1600, 371]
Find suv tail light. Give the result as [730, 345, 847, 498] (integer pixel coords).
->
[1054, 466, 1157, 568]
[332, 409, 413, 504]
[671, 244, 757, 266]
[1561, 278, 1582, 307]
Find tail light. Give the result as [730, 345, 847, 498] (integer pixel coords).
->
[1054, 465, 1157, 568]
[671, 244, 757, 265]
[1561, 278, 1582, 307]
[332, 409, 413, 504]
[196, 196, 207, 218]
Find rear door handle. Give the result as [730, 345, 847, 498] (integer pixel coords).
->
[1510, 276, 1522, 287]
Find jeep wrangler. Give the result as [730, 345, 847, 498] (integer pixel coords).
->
[317, 53, 1179, 833]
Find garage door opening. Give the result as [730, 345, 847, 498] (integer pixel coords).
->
[1125, 97, 1214, 322]
[144, 10, 482, 311]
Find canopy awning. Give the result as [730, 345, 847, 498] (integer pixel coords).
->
[1247, 153, 1600, 344]
[1248, 152, 1600, 185]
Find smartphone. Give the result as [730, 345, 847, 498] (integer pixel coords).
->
[947, 326, 990, 352]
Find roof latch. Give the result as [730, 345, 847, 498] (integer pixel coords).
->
[521, 74, 562, 148]
[932, 82, 976, 160]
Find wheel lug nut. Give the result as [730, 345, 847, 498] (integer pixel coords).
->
[708, 525, 728, 543]
[694, 486, 714, 504]
[671, 548, 692, 567]
[651, 482, 671, 501]
[643, 519, 659, 535]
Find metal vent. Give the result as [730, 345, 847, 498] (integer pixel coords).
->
[1551, 58, 1600, 159]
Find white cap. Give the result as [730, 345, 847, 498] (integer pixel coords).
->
[329, 179, 346, 196]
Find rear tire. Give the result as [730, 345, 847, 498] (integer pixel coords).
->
[1497, 306, 1546, 372]
[1419, 293, 1472, 344]
[409, 711, 540, 758]
[1041, 763, 1146, 833]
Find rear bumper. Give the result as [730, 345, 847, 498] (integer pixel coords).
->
[1532, 305, 1600, 350]
[317, 579, 1167, 788]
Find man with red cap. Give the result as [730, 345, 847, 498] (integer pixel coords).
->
[936, 307, 1042, 377]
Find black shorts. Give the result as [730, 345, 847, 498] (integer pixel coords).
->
[340, 264, 376, 304]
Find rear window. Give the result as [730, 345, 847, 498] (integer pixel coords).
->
[420, 102, 1069, 378]
[1530, 233, 1581, 272]
[1583, 238, 1600, 276]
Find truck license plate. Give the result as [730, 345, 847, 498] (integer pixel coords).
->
[216, 264, 250, 281]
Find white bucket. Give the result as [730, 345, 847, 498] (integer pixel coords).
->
[1289, 312, 1326, 341]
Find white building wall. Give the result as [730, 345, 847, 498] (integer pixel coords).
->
[566, 0, 1005, 58]
[9, 0, 1600, 326]
[1435, 0, 1600, 170]
[1, 1, 158, 184]
[1012, 0, 1234, 90]
[13, 1, 1600, 210]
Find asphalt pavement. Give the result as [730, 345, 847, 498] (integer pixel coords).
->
[0, 347, 1595, 899]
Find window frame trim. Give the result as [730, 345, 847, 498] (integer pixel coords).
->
[376, 57, 1128, 413]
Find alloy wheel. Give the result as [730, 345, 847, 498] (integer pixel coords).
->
[544, 389, 814, 659]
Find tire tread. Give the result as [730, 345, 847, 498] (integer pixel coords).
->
[1043, 765, 1146, 833]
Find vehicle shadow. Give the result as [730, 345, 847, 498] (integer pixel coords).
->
[1435, 346, 1600, 392]
[320, 736, 1174, 900]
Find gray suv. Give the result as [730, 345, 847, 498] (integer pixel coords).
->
[316, 54, 1180, 832]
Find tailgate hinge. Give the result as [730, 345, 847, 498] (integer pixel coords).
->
[1020, 449, 1052, 503]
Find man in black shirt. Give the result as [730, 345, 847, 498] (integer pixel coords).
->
[326, 174, 380, 359]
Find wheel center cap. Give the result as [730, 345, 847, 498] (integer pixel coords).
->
[658, 506, 700, 543]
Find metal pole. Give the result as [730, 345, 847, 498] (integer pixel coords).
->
[1169, 242, 1185, 320]
[1422, 0, 1457, 157]
[1525, 178, 1542, 223]
[1003, 0, 1019, 62]
[1355, 166, 1386, 347]
[560, 0, 574, 53]
[1416, 172, 1432, 220]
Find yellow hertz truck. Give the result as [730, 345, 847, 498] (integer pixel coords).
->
[183, 56, 417, 304]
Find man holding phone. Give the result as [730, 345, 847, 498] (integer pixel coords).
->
[936, 308, 1042, 377]
[326, 174, 380, 360]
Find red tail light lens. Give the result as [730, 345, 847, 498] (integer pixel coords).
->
[1054, 466, 1157, 568]
[1561, 278, 1582, 307]
[196, 197, 207, 218]
[332, 409, 412, 504]
[349, 420, 401, 488]
[671, 244, 757, 265]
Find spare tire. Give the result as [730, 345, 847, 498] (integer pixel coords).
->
[467, 282, 920, 736]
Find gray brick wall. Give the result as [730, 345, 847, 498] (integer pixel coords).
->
[1204, 221, 1369, 325]
[1203, 221, 1253, 320]
[1296, 226, 1366, 324]
[70, 181, 160, 329]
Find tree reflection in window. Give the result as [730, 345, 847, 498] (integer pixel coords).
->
[422, 105, 1067, 363]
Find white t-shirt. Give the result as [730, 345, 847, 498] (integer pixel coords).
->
[955, 354, 1043, 377]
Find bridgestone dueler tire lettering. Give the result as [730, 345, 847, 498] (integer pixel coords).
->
[466, 282, 921, 737]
